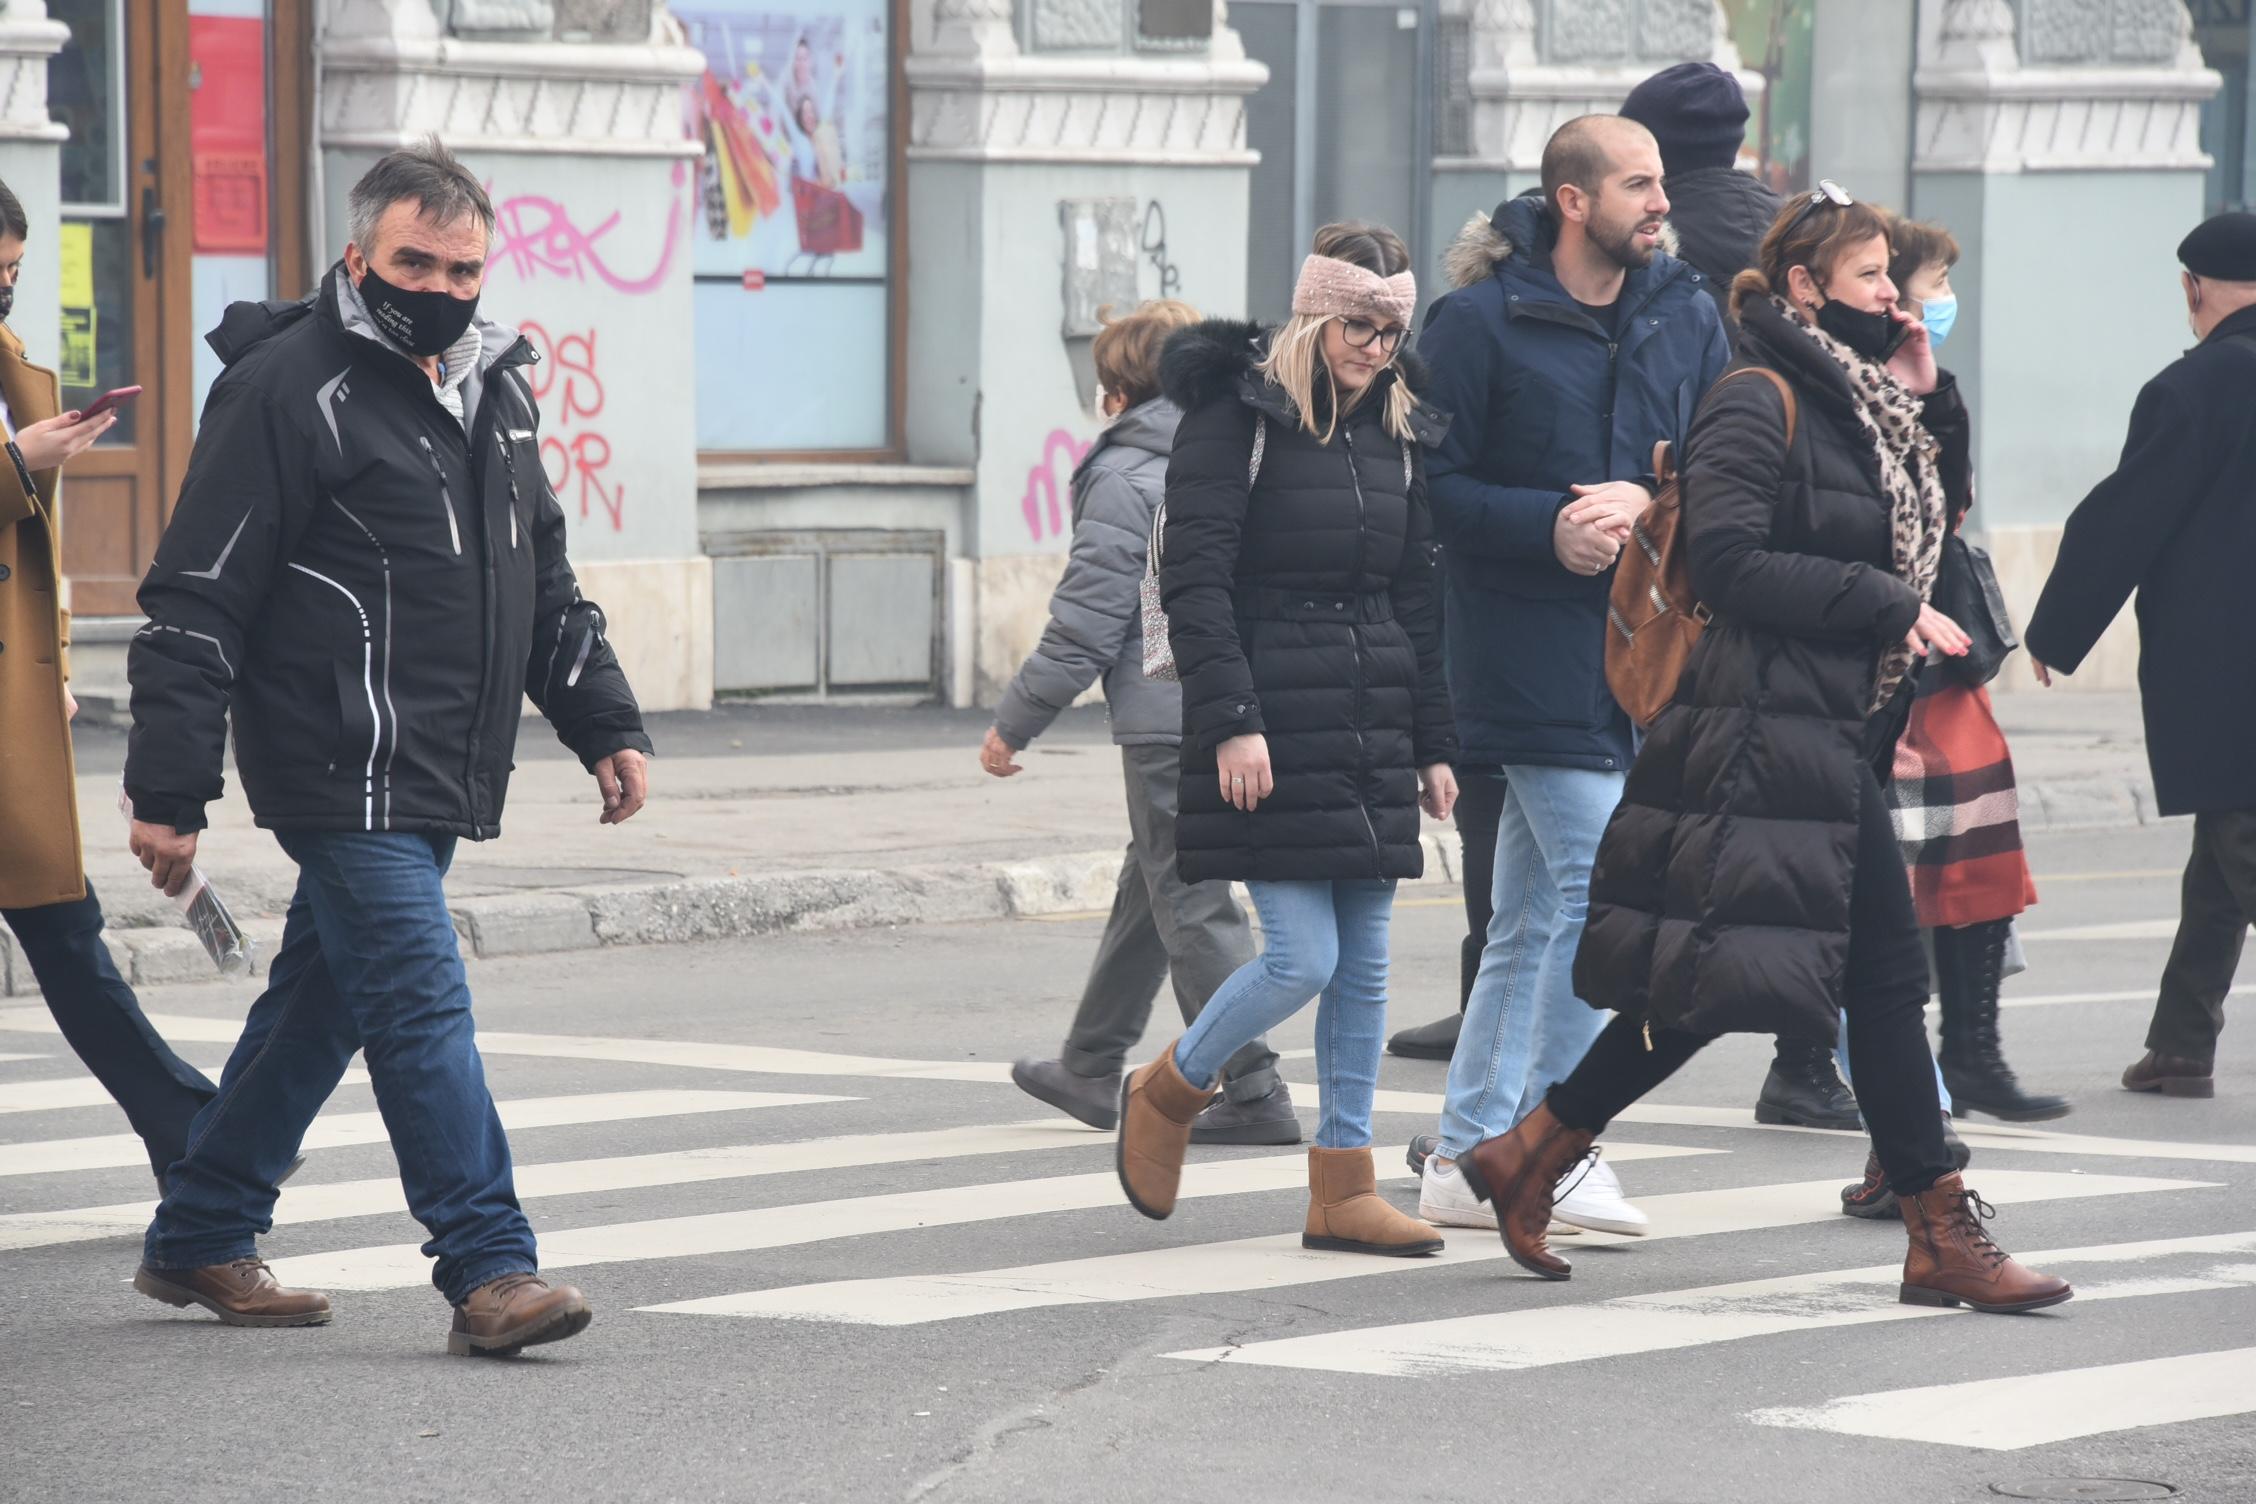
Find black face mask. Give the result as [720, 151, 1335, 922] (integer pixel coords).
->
[1814, 295, 1908, 364]
[356, 262, 479, 358]
[0, 284, 15, 322]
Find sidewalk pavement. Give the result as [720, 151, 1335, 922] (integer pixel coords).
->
[7, 690, 2162, 996]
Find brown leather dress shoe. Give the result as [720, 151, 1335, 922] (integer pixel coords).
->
[449, 1273, 593, 1357]
[1115, 1041, 1217, 1221]
[134, 1258, 332, 1327]
[2122, 1050, 2215, 1098]
[1455, 1103, 1596, 1281]
[1897, 1173, 2073, 1314]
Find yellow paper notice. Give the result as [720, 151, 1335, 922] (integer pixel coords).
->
[59, 222, 93, 309]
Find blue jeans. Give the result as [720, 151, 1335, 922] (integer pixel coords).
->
[1837, 979, 1953, 1114]
[1438, 765, 1624, 1159]
[1174, 879, 1397, 1148]
[144, 831, 535, 1304]
[4, 882, 218, 1177]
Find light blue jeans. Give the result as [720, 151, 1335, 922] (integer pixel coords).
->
[1175, 878, 1398, 1149]
[1438, 765, 1625, 1159]
[1837, 972, 1953, 1114]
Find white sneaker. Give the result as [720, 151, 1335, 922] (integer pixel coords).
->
[1419, 1156, 1582, 1235]
[1550, 1148, 1649, 1236]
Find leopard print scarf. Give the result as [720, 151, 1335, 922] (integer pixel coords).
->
[1770, 295, 1947, 713]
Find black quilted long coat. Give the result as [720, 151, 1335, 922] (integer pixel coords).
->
[1157, 318, 1459, 885]
[1572, 294, 1970, 1041]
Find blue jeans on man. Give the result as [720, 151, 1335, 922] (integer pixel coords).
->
[1437, 765, 1624, 1160]
[144, 831, 535, 1305]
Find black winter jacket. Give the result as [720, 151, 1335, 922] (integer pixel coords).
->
[1157, 319, 1459, 884]
[125, 266, 651, 837]
[2027, 304, 2256, 816]
[1421, 195, 1730, 771]
[1660, 167, 1782, 332]
[1572, 295, 1970, 1041]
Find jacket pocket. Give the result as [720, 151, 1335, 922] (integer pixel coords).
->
[331, 655, 378, 787]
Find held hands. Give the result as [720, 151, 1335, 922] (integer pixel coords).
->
[1884, 310, 1939, 396]
[1905, 603, 1971, 660]
[1553, 506, 1624, 577]
[594, 748, 649, 825]
[14, 409, 116, 472]
[1216, 733, 1273, 812]
[1419, 763, 1458, 822]
[129, 821, 199, 899]
[978, 726, 1023, 779]
[1561, 481, 1650, 541]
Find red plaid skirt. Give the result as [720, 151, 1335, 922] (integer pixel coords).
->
[1888, 679, 2037, 928]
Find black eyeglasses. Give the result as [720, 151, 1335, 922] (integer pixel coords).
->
[1782, 178, 1854, 240]
[1340, 318, 1406, 354]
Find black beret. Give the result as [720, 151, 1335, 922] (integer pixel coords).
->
[2178, 211, 2256, 281]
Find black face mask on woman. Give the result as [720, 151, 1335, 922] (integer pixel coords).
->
[1814, 294, 1908, 364]
[357, 262, 480, 358]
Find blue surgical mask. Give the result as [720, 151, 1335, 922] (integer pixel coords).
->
[1922, 294, 1959, 349]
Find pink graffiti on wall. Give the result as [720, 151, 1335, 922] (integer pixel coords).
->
[520, 320, 624, 532]
[1021, 429, 1093, 543]
[486, 162, 690, 294]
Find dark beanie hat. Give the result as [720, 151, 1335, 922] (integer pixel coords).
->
[2179, 211, 2256, 281]
[1619, 62, 1749, 177]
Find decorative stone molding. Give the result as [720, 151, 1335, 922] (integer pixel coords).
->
[1915, 0, 2219, 172]
[1441, 0, 1756, 174]
[906, 52, 1267, 164]
[0, 1, 70, 145]
[319, 0, 704, 157]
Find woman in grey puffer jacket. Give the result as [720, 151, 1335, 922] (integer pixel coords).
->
[981, 300, 1299, 1146]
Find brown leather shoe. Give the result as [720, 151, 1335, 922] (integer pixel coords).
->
[1303, 1147, 1443, 1256]
[1456, 1103, 1596, 1281]
[134, 1258, 332, 1327]
[448, 1273, 593, 1357]
[1115, 1041, 1216, 1220]
[1897, 1173, 2073, 1314]
[2122, 1050, 2215, 1098]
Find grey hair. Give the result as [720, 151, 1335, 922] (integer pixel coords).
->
[346, 137, 495, 254]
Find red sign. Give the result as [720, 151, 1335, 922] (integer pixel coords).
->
[741, 269, 766, 292]
[189, 16, 268, 255]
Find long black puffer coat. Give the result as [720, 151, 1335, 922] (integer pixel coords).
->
[1572, 294, 1970, 1041]
[1158, 319, 1459, 884]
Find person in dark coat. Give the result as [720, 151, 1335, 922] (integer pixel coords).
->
[1620, 60, 1781, 335]
[2027, 210, 2256, 1102]
[984, 299, 1297, 1146]
[1451, 185, 2072, 1315]
[1403, 116, 1727, 1241]
[1112, 223, 1460, 1261]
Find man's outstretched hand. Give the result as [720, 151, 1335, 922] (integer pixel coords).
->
[595, 749, 649, 825]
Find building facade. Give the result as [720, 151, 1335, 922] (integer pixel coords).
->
[7, 0, 2246, 711]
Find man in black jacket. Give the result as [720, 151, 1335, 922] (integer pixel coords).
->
[121, 142, 651, 1353]
[2028, 211, 2256, 1103]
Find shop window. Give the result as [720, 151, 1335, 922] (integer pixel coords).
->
[678, 0, 899, 455]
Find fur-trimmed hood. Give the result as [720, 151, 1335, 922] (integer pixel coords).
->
[1159, 316, 1447, 446]
[1442, 189, 1684, 291]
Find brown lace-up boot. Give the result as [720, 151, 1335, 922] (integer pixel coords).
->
[1115, 1041, 1216, 1220]
[1303, 1147, 1443, 1256]
[449, 1273, 593, 1356]
[1897, 1173, 2073, 1314]
[1456, 1103, 1596, 1280]
[134, 1257, 332, 1327]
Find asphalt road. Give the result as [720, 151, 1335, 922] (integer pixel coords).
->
[2, 818, 2250, 1504]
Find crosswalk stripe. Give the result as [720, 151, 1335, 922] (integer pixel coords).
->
[1750, 1345, 2256, 1450]
[266, 1141, 1714, 1293]
[2017, 917, 2179, 942]
[0, 1052, 48, 1064]
[1166, 1228, 2256, 1376]
[635, 1167, 2193, 1327]
[0, 1069, 374, 1117]
[0, 1089, 851, 1178]
[0, 1119, 1098, 1251]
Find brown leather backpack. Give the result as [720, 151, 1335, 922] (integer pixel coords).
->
[1604, 366, 1797, 729]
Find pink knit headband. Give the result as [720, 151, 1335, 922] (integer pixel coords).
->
[1291, 255, 1416, 327]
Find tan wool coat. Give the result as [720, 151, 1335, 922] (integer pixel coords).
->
[0, 321, 85, 909]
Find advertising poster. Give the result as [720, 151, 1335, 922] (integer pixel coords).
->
[57, 221, 95, 389]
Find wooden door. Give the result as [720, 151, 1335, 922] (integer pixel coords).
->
[49, 0, 193, 618]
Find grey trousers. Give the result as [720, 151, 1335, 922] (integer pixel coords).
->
[1060, 743, 1279, 1103]
[2150, 809, 2256, 1064]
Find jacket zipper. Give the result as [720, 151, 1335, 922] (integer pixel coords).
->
[417, 435, 463, 556]
[1339, 427, 1382, 867]
[497, 425, 521, 550]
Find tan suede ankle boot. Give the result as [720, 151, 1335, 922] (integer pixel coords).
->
[1116, 1041, 1216, 1220]
[1303, 1147, 1444, 1257]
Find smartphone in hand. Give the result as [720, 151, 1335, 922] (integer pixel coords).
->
[74, 385, 142, 423]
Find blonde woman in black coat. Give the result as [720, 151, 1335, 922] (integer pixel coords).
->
[1452, 187, 2072, 1314]
[1111, 223, 1460, 1258]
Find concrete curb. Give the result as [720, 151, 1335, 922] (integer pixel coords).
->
[4, 775, 2155, 997]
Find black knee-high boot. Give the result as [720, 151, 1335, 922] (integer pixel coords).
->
[1936, 920, 2071, 1122]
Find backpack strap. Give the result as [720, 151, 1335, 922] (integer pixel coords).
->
[1153, 411, 1268, 578]
[1719, 364, 1798, 449]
